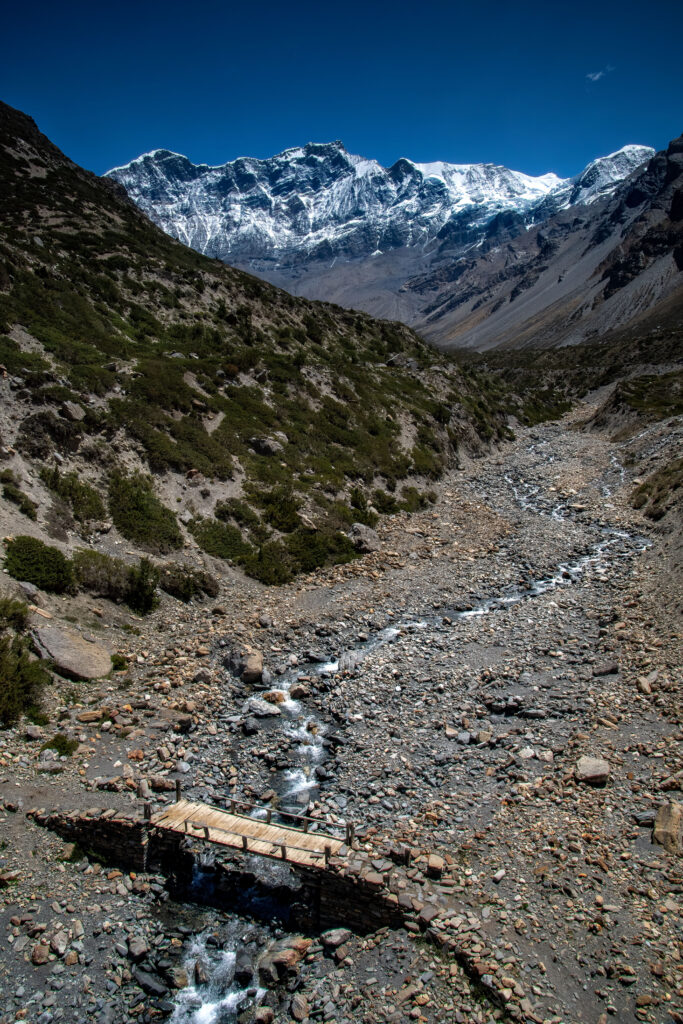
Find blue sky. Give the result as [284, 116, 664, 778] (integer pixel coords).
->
[3, 0, 682, 178]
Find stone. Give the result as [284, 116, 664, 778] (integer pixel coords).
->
[348, 522, 381, 553]
[653, 802, 683, 854]
[167, 967, 189, 989]
[34, 623, 112, 680]
[25, 724, 44, 740]
[32, 943, 49, 965]
[321, 927, 352, 950]
[291, 993, 309, 1021]
[132, 967, 168, 997]
[254, 1010, 274, 1024]
[242, 650, 264, 683]
[61, 400, 86, 421]
[593, 662, 619, 677]
[575, 755, 610, 786]
[50, 931, 68, 957]
[249, 436, 283, 456]
[426, 854, 444, 878]
[246, 698, 281, 717]
[127, 936, 149, 962]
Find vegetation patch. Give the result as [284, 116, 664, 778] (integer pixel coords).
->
[40, 466, 105, 523]
[4, 535, 76, 593]
[108, 472, 182, 554]
[631, 457, 683, 520]
[159, 563, 219, 602]
[40, 733, 78, 757]
[0, 469, 37, 520]
[0, 596, 51, 728]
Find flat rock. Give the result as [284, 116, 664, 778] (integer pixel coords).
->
[575, 755, 610, 786]
[34, 623, 111, 680]
[348, 522, 381, 553]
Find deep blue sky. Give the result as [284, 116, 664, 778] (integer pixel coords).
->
[3, 0, 682, 178]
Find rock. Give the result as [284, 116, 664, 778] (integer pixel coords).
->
[254, 1010, 274, 1024]
[653, 802, 683, 854]
[246, 698, 281, 717]
[50, 931, 68, 957]
[34, 623, 112, 680]
[289, 683, 309, 699]
[263, 690, 286, 704]
[321, 927, 352, 950]
[242, 649, 264, 684]
[234, 952, 253, 987]
[492, 868, 506, 883]
[127, 936, 149, 962]
[348, 522, 381, 553]
[194, 959, 209, 986]
[132, 967, 168, 997]
[61, 400, 86, 421]
[167, 967, 189, 989]
[593, 662, 619, 677]
[32, 943, 49, 965]
[575, 755, 610, 786]
[249, 436, 283, 456]
[291, 993, 309, 1021]
[426, 853, 444, 878]
[25, 724, 44, 740]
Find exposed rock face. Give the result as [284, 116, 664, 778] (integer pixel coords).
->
[33, 623, 112, 680]
[107, 140, 656, 348]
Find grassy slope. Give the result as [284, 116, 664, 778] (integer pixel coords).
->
[0, 101, 521, 584]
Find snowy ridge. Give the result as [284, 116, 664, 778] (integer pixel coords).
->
[106, 140, 654, 268]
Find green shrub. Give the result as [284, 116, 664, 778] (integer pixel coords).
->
[0, 633, 51, 727]
[285, 529, 358, 574]
[40, 733, 78, 757]
[1, 471, 38, 520]
[111, 653, 128, 672]
[214, 497, 261, 531]
[188, 518, 254, 561]
[73, 549, 129, 601]
[251, 486, 301, 533]
[108, 472, 182, 554]
[159, 563, 220, 602]
[125, 558, 160, 614]
[4, 536, 76, 593]
[40, 467, 105, 523]
[241, 541, 293, 585]
[0, 597, 29, 631]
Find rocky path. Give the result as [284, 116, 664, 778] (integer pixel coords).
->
[1, 406, 681, 1024]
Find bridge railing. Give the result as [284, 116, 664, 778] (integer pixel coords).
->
[144, 781, 356, 846]
[178, 816, 338, 865]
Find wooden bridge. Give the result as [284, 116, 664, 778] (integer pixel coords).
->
[149, 797, 351, 870]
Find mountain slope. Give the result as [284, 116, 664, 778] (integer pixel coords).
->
[412, 135, 683, 350]
[0, 100, 520, 588]
[106, 141, 652, 331]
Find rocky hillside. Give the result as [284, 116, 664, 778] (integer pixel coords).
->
[106, 140, 652, 330]
[412, 134, 683, 349]
[0, 100, 523, 594]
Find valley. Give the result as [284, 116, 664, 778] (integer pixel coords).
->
[1, 398, 681, 1024]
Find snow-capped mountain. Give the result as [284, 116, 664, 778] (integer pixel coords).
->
[106, 141, 653, 270]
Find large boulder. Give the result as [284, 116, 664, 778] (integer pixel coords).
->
[34, 623, 111, 680]
[348, 522, 380, 553]
[653, 802, 683, 854]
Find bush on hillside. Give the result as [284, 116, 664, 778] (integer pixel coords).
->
[1, 470, 38, 520]
[0, 597, 51, 728]
[40, 467, 106, 523]
[108, 472, 182, 554]
[4, 536, 76, 593]
[159, 563, 219, 602]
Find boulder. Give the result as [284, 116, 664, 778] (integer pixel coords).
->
[249, 436, 283, 456]
[34, 623, 112, 680]
[653, 802, 683, 854]
[575, 755, 610, 786]
[348, 522, 380, 553]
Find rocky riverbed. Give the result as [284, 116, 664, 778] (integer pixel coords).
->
[0, 402, 681, 1024]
